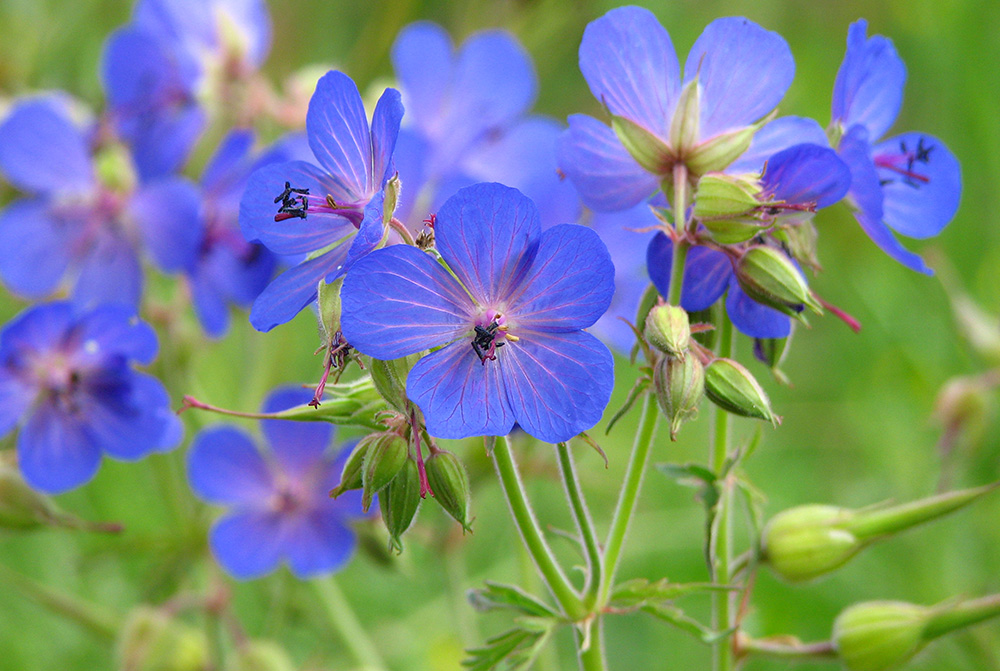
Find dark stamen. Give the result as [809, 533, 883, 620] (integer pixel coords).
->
[471, 321, 502, 365]
[274, 181, 310, 221]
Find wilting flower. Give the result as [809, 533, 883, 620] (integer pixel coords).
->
[390, 21, 578, 230]
[647, 144, 851, 338]
[239, 71, 403, 331]
[341, 183, 614, 443]
[0, 97, 201, 309]
[0, 302, 181, 493]
[187, 387, 364, 579]
[831, 20, 961, 274]
[558, 6, 794, 212]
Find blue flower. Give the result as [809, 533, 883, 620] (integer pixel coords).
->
[341, 183, 615, 443]
[239, 71, 403, 332]
[558, 6, 794, 212]
[390, 22, 579, 230]
[0, 97, 202, 309]
[0, 302, 181, 494]
[831, 20, 961, 275]
[646, 144, 851, 338]
[187, 387, 364, 580]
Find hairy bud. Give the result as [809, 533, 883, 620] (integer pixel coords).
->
[654, 354, 704, 440]
[704, 357, 779, 425]
[735, 246, 823, 319]
[361, 433, 409, 512]
[644, 303, 691, 357]
[425, 450, 473, 531]
[380, 458, 422, 553]
[833, 601, 929, 671]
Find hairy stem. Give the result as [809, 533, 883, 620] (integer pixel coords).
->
[557, 442, 603, 609]
[712, 314, 735, 671]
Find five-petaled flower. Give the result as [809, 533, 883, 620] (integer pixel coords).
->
[831, 19, 962, 275]
[341, 182, 615, 443]
[187, 387, 365, 580]
[0, 302, 181, 493]
[239, 70, 403, 331]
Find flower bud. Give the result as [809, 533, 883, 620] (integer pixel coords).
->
[227, 640, 295, 671]
[833, 601, 929, 671]
[754, 335, 792, 386]
[369, 354, 419, 413]
[383, 173, 401, 226]
[425, 450, 473, 531]
[361, 433, 409, 512]
[118, 607, 211, 671]
[668, 78, 700, 154]
[761, 505, 861, 582]
[644, 303, 691, 357]
[774, 219, 821, 273]
[735, 246, 823, 319]
[611, 115, 673, 175]
[329, 438, 372, 499]
[693, 173, 763, 220]
[653, 354, 704, 440]
[380, 457, 422, 553]
[317, 278, 343, 340]
[704, 357, 778, 425]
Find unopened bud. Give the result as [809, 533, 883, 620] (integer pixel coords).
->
[269, 377, 385, 430]
[704, 357, 778, 425]
[361, 433, 409, 512]
[380, 458, 422, 553]
[644, 304, 691, 357]
[118, 607, 210, 671]
[833, 601, 929, 671]
[668, 78, 701, 154]
[735, 245, 822, 319]
[775, 219, 821, 273]
[317, 278, 343, 340]
[383, 173, 401, 225]
[227, 640, 295, 671]
[654, 354, 705, 440]
[611, 115, 672, 175]
[369, 354, 419, 413]
[330, 439, 372, 498]
[425, 451, 472, 531]
[754, 335, 792, 386]
[693, 173, 763, 220]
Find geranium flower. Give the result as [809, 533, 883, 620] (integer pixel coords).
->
[0, 97, 201, 309]
[187, 387, 364, 580]
[341, 183, 614, 443]
[390, 21, 578, 230]
[831, 20, 961, 274]
[239, 71, 403, 331]
[0, 302, 181, 493]
[558, 5, 794, 212]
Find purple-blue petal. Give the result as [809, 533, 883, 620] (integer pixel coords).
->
[73, 233, 143, 310]
[390, 130, 429, 226]
[71, 304, 158, 365]
[260, 386, 333, 480]
[0, 199, 74, 298]
[129, 104, 206, 182]
[188, 425, 275, 505]
[646, 233, 732, 311]
[306, 71, 373, 201]
[239, 160, 359, 254]
[0, 98, 93, 196]
[558, 114, 658, 212]
[875, 132, 961, 239]
[506, 224, 614, 331]
[370, 88, 404, 188]
[131, 177, 203, 273]
[727, 116, 829, 174]
[18, 402, 103, 494]
[391, 22, 453, 134]
[831, 20, 906, 141]
[0, 372, 32, 438]
[407, 342, 516, 440]
[500, 330, 613, 443]
[81, 371, 181, 459]
[210, 510, 285, 580]
[341, 245, 474, 361]
[249, 243, 353, 332]
[434, 183, 541, 305]
[684, 17, 795, 140]
[725, 280, 791, 339]
[0, 302, 75, 355]
[202, 128, 255, 193]
[284, 511, 356, 578]
[579, 5, 679, 140]
[763, 144, 851, 209]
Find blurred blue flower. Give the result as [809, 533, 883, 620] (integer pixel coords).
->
[831, 20, 961, 275]
[239, 71, 403, 332]
[341, 183, 614, 443]
[0, 97, 201, 309]
[0, 302, 181, 494]
[647, 144, 851, 338]
[187, 387, 363, 580]
[558, 6, 794, 212]
[390, 22, 578, 230]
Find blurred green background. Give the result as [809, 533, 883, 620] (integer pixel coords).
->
[0, 0, 998, 669]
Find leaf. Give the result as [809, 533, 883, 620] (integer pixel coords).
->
[605, 376, 651, 435]
[641, 603, 721, 644]
[575, 434, 609, 468]
[463, 621, 555, 671]
[467, 581, 559, 618]
[611, 578, 732, 609]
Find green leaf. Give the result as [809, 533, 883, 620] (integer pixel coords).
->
[641, 603, 721, 644]
[605, 376, 651, 435]
[467, 582, 558, 618]
[462, 621, 555, 671]
[611, 578, 731, 609]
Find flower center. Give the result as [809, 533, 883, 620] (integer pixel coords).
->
[471, 311, 519, 365]
[874, 136, 934, 189]
[273, 182, 364, 227]
[30, 351, 84, 413]
[271, 478, 308, 515]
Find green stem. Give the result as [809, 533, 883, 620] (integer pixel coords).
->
[577, 618, 607, 671]
[557, 442, 603, 610]
[668, 163, 691, 306]
[737, 636, 836, 660]
[314, 576, 387, 670]
[926, 594, 1000, 640]
[712, 314, 735, 671]
[0, 562, 119, 640]
[492, 436, 585, 620]
[599, 394, 659, 602]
